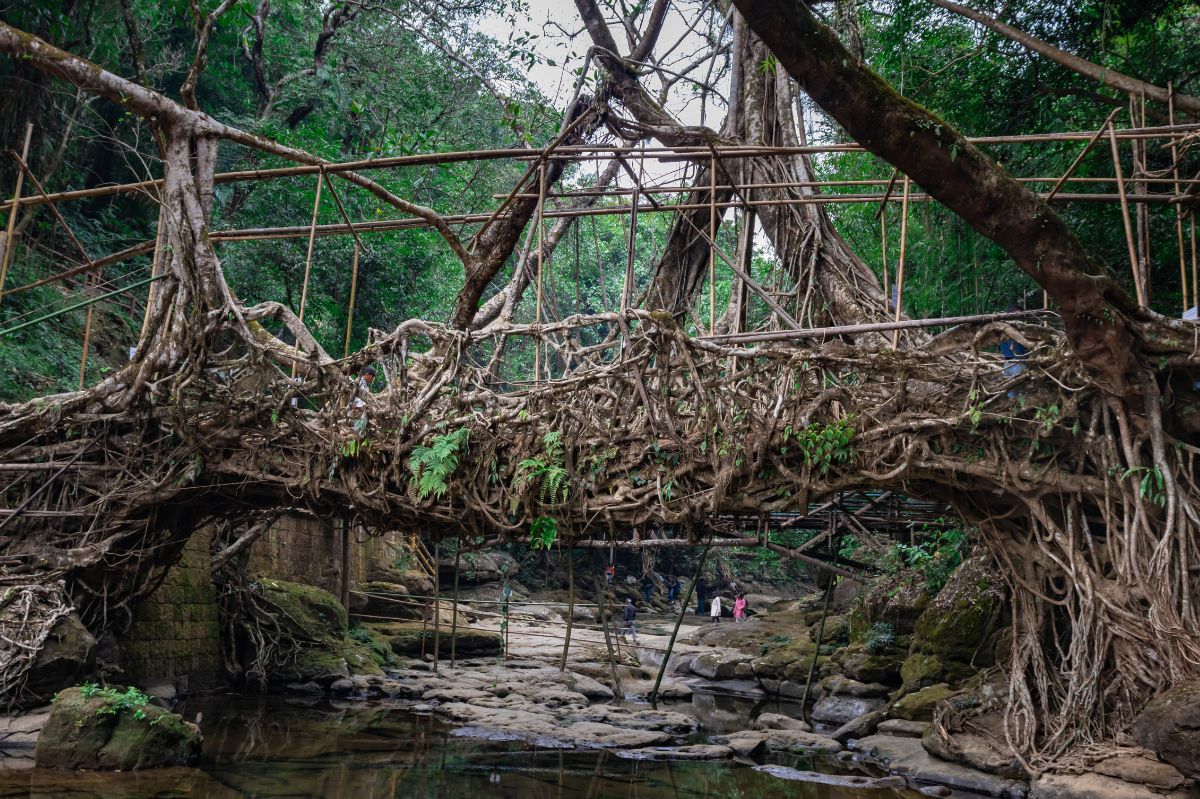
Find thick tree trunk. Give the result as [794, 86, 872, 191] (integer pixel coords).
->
[730, 0, 1158, 395]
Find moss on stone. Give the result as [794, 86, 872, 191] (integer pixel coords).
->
[891, 683, 955, 721]
[35, 686, 200, 770]
[255, 578, 348, 643]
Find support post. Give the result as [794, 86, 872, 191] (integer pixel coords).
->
[891, 176, 911, 348]
[1108, 125, 1145, 306]
[559, 543, 575, 671]
[340, 515, 352, 610]
[451, 541, 461, 667]
[623, 172, 639, 312]
[0, 123, 34, 308]
[648, 538, 713, 708]
[432, 539, 441, 674]
[535, 164, 546, 383]
[1168, 84, 1189, 312]
[293, 169, 323, 376]
[709, 154, 717, 333]
[344, 244, 360, 358]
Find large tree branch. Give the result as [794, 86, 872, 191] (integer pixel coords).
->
[730, 0, 1158, 395]
[929, 0, 1200, 117]
[181, 0, 238, 110]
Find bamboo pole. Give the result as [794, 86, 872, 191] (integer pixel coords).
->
[0, 123, 34, 308]
[800, 537, 838, 714]
[295, 170, 323, 352]
[450, 542, 461, 667]
[5, 124, 1200, 215]
[1046, 108, 1122, 202]
[880, 213, 889, 303]
[559, 544, 575, 671]
[891, 177, 911, 348]
[1134, 94, 1150, 302]
[648, 539, 712, 709]
[344, 244, 360, 357]
[709, 155, 717, 334]
[78, 267, 99, 388]
[432, 539, 441, 674]
[1109, 125, 1146, 306]
[535, 164, 546, 384]
[1169, 84, 1189, 313]
[0, 273, 166, 338]
[623, 172, 639, 312]
[1191, 216, 1198, 316]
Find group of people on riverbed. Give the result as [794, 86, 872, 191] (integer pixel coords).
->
[615, 570, 750, 643]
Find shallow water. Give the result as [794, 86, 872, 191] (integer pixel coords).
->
[0, 693, 922, 798]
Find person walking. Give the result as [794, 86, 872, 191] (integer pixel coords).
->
[621, 597, 638, 644]
[666, 575, 680, 604]
[604, 563, 615, 586]
[641, 574, 655, 604]
[733, 593, 747, 622]
[695, 576, 707, 616]
[709, 593, 722, 623]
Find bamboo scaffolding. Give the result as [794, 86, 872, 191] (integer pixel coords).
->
[0, 123, 34, 308]
[6, 124, 1197, 215]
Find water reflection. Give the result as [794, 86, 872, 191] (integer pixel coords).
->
[0, 694, 919, 798]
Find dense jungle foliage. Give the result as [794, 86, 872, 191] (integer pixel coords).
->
[0, 0, 1196, 401]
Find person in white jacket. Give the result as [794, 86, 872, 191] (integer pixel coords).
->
[709, 594, 722, 623]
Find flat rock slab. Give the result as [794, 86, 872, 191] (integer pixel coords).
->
[1031, 772, 1197, 799]
[1092, 754, 1189, 791]
[712, 729, 842, 754]
[616, 744, 734, 761]
[853, 734, 1027, 798]
[755, 765, 908, 791]
[878, 719, 930, 737]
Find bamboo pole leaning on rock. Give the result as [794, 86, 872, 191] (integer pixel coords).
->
[800, 534, 839, 716]
[648, 538, 713, 709]
[560, 544, 575, 672]
[0, 123, 34, 309]
[591, 550, 624, 701]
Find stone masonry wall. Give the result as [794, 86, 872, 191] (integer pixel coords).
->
[120, 526, 223, 691]
[119, 515, 406, 690]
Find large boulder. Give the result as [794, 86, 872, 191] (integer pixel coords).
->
[834, 641, 906, 685]
[35, 686, 201, 770]
[1132, 680, 1200, 778]
[891, 683, 954, 722]
[20, 615, 96, 705]
[369, 622, 502, 658]
[909, 554, 1004, 662]
[255, 578, 347, 643]
[810, 694, 886, 725]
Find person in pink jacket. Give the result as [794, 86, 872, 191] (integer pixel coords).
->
[733, 593, 747, 622]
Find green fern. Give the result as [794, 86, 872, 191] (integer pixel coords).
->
[407, 427, 470, 500]
[514, 431, 570, 504]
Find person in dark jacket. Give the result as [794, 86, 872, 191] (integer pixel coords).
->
[695, 576, 708, 615]
[666, 575, 681, 604]
[642, 575, 654, 604]
[621, 597, 638, 643]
